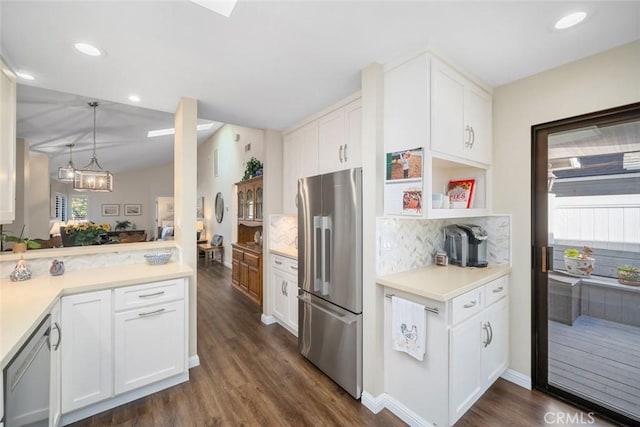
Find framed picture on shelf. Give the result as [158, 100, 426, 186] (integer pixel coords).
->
[385, 147, 423, 181]
[124, 204, 142, 216]
[102, 204, 119, 216]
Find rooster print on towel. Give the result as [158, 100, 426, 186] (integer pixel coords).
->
[395, 322, 420, 354]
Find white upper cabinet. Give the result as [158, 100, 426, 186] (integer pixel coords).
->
[431, 58, 492, 165]
[318, 98, 362, 174]
[282, 93, 361, 213]
[0, 58, 16, 224]
[282, 121, 318, 214]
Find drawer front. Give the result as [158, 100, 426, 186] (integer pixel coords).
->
[485, 275, 509, 306]
[272, 254, 288, 271]
[285, 258, 299, 278]
[244, 252, 260, 267]
[114, 279, 185, 311]
[452, 287, 484, 325]
[232, 248, 244, 261]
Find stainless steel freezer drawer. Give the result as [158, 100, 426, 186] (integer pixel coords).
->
[298, 292, 362, 399]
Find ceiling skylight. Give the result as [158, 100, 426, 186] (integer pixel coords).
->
[148, 122, 216, 138]
[16, 71, 35, 81]
[554, 11, 587, 30]
[74, 42, 102, 57]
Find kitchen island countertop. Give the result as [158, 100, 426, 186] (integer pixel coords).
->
[0, 262, 193, 368]
[377, 264, 511, 302]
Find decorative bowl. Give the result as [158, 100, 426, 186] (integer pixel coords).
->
[617, 266, 640, 286]
[144, 251, 172, 265]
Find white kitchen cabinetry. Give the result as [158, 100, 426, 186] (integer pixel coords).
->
[431, 58, 492, 165]
[61, 290, 113, 413]
[282, 121, 318, 214]
[0, 58, 17, 224]
[271, 254, 299, 335]
[318, 98, 362, 174]
[383, 53, 492, 219]
[50, 301, 62, 427]
[383, 275, 509, 426]
[282, 94, 361, 214]
[114, 279, 187, 394]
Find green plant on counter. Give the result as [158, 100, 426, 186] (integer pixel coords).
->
[65, 222, 110, 246]
[0, 224, 42, 249]
[115, 220, 131, 231]
[564, 246, 593, 259]
[242, 157, 263, 180]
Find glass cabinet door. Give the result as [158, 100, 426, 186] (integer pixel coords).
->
[246, 188, 254, 220]
[237, 190, 244, 219]
[256, 186, 263, 220]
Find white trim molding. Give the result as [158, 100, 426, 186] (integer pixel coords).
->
[261, 314, 277, 325]
[501, 369, 532, 390]
[189, 355, 200, 369]
[361, 392, 434, 427]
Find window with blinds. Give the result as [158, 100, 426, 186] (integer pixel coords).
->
[71, 196, 88, 221]
[55, 193, 67, 222]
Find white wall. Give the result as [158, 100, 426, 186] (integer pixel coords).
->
[493, 40, 640, 378]
[27, 153, 50, 239]
[196, 123, 265, 266]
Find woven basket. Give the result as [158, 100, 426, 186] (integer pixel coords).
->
[144, 252, 172, 265]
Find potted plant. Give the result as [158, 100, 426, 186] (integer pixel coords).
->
[563, 246, 595, 277]
[115, 220, 131, 231]
[0, 225, 42, 252]
[617, 265, 640, 286]
[242, 157, 263, 180]
[65, 222, 110, 246]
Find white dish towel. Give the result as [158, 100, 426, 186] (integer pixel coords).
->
[391, 296, 427, 361]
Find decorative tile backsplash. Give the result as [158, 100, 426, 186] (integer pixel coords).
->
[269, 214, 298, 250]
[376, 216, 510, 276]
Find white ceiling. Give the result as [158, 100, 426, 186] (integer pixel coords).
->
[1, 1, 639, 174]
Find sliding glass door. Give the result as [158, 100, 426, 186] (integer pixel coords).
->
[532, 102, 640, 425]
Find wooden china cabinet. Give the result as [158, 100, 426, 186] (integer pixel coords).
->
[232, 175, 264, 306]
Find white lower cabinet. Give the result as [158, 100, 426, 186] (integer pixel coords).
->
[61, 290, 112, 413]
[114, 300, 186, 394]
[59, 278, 188, 420]
[271, 254, 299, 334]
[384, 275, 509, 426]
[49, 301, 62, 427]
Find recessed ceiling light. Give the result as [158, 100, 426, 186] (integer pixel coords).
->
[128, 94, 141, 103]
[74, 42, 102, 57]
[190, 0, 237, 18]
[554, 11, 587, 30]
[148, 122, 216, 138]
[16, 71, 35, 81]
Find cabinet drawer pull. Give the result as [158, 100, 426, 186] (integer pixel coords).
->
[274, 260, 283, 265]
[138, 308, 166, 317]
[463, 300, 477, 309]
[339, 145, 344, 163]
[290, 265, 298, 271]
[492, 287, 503, 293]
[138, 291, 165, 298]
[344, 144, 348, 162]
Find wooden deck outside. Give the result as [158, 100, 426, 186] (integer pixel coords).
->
[549, 315, 640, 422]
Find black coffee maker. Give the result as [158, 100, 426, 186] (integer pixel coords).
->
[444, 224, 488, 267]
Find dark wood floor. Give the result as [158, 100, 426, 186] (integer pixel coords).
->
[72, 263, 620, 426]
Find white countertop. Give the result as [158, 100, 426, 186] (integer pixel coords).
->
[0, 262, 193, 368]
[377, 264, 511, 302]
[270, 247, 298, 260]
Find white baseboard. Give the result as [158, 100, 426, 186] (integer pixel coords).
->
[501, 368, 532, 390]
[189, 354, 200, 369]
[361, 392, 433, 427]
[361, 391, 385, 414]
[261, 314, 277, 325]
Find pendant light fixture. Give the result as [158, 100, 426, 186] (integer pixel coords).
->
[57, 143, 76, 181]
[73, 102, 113, 192]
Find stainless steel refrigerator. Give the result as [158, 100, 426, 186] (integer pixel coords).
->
[297, 168, 362, 399]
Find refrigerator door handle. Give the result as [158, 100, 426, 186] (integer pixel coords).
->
[321, 216, 331, 296]
[298, 294, 357, 325]
[313, 216, 322, 293]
